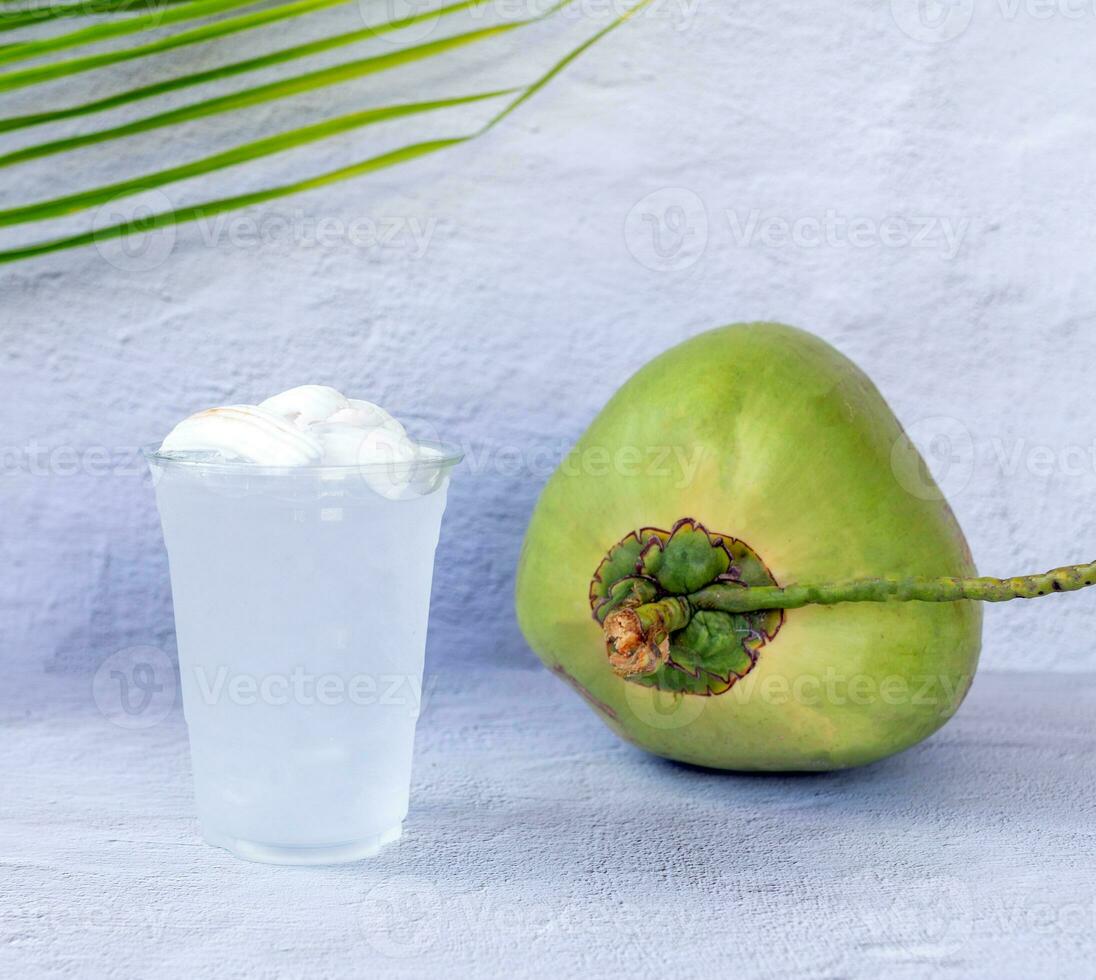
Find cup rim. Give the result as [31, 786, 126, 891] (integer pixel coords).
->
[140, 439, 464, 476]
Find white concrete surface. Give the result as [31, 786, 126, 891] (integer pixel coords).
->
[2, 666, 1094, 979]
[4, 2, 1096, 679]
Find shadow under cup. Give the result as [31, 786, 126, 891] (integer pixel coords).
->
[143, 443, 462, 865]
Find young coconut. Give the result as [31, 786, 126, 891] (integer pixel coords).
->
[515, 323, 1095, 771]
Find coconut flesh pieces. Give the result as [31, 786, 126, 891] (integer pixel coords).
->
[158, 385, 435, 497]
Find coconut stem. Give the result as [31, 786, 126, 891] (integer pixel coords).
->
[605, 560, 1096, 678]
[603, 597, 690, 677]
[691, 560, 1096, 613]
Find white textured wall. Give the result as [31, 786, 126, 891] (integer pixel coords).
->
[3, 0, 1096, 677]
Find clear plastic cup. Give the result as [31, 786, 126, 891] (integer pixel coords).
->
[144, 443, 461, 865]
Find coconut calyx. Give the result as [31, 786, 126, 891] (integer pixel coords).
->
[590, 519, 784, 695]
[591, 518, 1096, 693]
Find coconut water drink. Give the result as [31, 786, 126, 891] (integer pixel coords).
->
[146, 386, 460, 864]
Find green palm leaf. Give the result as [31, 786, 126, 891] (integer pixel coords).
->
[0, 0, 653, 264]
[0, 0, 201, 34]
[0, 90, 513, 225]
[0, 0, 281, 66]
[0, 0, 468, 92]
[0, 19, 536, 164]
[0, 0, 479, 130]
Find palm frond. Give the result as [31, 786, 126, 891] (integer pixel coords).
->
[0, 19, 537, 161]
[0, 89, 513, 225]
[0, 0, 653, 264]
[0, 0, 464, 92]
[0, 0, 479, 128]
[0, 0, 202, 34]
[0, 0, 283, 66]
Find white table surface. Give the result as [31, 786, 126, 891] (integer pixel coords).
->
[3, 667, 1094, 979]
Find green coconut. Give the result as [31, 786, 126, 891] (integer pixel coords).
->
[515, 323, 1096, 771]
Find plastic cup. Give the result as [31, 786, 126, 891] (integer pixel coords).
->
[144, 443, 461, 865]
